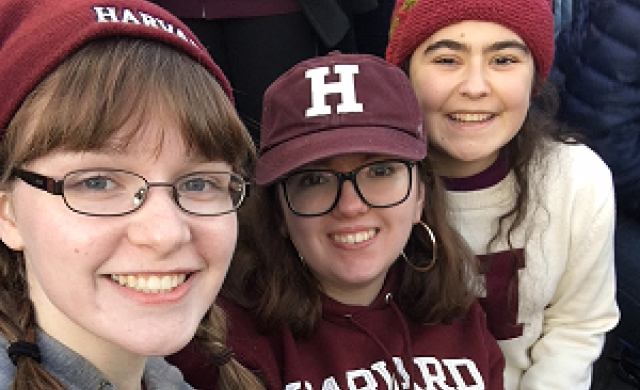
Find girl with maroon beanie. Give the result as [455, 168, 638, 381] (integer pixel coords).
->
[386, 0, 619, 389]
[0, 0, 262, 389]
[169, 51, 505, 390]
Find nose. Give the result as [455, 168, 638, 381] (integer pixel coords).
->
[459, 60, 490, 98]
[126, 186, 191, 254]
[333, 180, 368, 217]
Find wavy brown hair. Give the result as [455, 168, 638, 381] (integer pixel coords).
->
[223, 157, 479, 338]
[487, 79, 579, 251]
[0, 38, 262, 390]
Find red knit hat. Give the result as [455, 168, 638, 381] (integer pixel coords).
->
[256, 52, 426, 185]
[385, 0, 554, 81]
[0, 0, 233, 131]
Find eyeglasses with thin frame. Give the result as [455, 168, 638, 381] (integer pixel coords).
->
[281, 159, 416, 217]
[12, 168, 249, 217]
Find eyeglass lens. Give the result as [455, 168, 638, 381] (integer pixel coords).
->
[283, 160, 412, 216]
[61, 169, 245, 216]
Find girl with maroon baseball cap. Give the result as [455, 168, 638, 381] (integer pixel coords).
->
[169, 51, 505, 390]
[386, 0, 619, 389]
[0, 0, 263, 389]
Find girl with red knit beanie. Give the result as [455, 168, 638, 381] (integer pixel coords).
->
[385, 1, 619, 389]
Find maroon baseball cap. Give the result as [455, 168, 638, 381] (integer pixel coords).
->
[256, 52, 426, 185]
[0, 0, 233, 131]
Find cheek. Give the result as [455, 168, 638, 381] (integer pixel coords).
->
[16, 200, 99, 262]
[23, 219, 107, 310]
[281, 210, 316, 258]
[283, 213, 305, 246]
[500, 68, 534, 113]
[410, 74, 450, 116]
[517, 93, 532, 116]
[504, 82, 532, 110]
[197, 217, 239, 266]
[502, 89, 531, 133]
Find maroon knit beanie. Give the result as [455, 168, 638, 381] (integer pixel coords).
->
[0, 0, 233, 131]
[385, 0, 554, 81]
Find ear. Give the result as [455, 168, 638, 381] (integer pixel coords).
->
[0, 191, 24, 250]
[413, 180, 425, 224]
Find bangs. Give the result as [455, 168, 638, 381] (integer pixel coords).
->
[2, 38, 255, 179]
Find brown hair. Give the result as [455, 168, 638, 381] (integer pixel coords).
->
[488, 79, 579, 251]
[223, 156, 479, 338]
[0, 38, 262, 390]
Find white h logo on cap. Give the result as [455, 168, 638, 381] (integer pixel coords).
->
[305, 65, 364, 118]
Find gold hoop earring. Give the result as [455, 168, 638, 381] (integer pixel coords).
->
[401, 221, 437, 272]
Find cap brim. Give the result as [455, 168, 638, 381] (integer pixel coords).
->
[255, 126, 426, 185]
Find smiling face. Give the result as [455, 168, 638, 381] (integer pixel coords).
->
[408, 21, 536, 177]
[279, 154, 424, 306]
[0, 115, 238, 363]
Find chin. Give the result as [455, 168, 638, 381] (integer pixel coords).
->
[120, 323, 199, 357]
[128, 336, 193, 357]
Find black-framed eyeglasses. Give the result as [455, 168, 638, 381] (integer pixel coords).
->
[281, 159, 416, 217]
[12, 168, 249, 217]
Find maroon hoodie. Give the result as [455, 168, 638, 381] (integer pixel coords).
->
[169, 267, 505, 390]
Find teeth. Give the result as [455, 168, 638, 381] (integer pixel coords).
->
[111, 274, 187, 293]
[332, 229, 376, 244]
[450, 113, 493, 122]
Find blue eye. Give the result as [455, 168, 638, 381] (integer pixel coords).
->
[74, 176, 118, 192]
[177, 173, 230, 196]
[182, 178, 209, 192]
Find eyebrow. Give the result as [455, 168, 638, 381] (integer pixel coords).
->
[424, 39, 530, 54]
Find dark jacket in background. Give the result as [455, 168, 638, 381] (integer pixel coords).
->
[150, 0, 380, 47]
[552, 0, 640, 220]
[146, 0, 392, 142]
[552, 1, 640, 383]
[150, 0, 301, 20]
